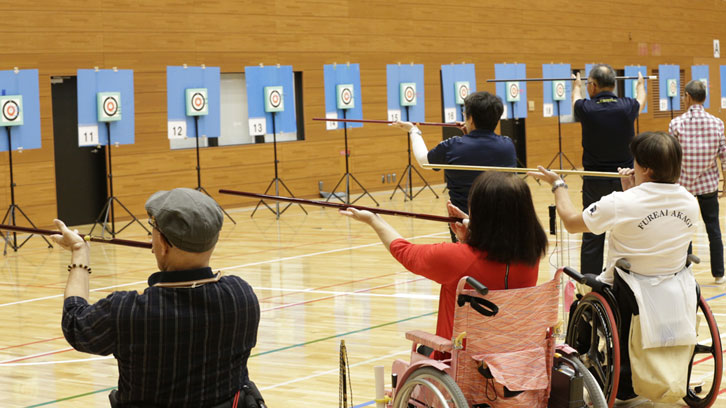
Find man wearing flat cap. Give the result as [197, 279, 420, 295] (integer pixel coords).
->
[55, 188, 262, 408]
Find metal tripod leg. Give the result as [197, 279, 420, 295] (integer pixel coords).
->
[197, 186, 236, 224]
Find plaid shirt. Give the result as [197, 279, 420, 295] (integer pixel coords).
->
[62, 268, 260, 408]
[669, 104, 726, 196]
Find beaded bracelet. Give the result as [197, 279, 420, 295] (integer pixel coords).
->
[67, 263, 92, 274]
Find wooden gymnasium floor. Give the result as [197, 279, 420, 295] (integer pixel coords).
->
[1, 176, 725, 407]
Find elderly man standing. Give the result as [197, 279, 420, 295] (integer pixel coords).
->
[669, 79, 726, 284]
[572, 64, 646, 276]
[55, 188, 262, 408]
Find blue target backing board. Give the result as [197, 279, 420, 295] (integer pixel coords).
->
[721, 66, 726, 110]
[691, 65, 710, 109]
[386, 64, 425, 122]
[323, 63, 363, 130]
[77, 69, 134, 146]
[244, 65, 296, 135]
[659, 64, 680, 111]
[541, 64, 571, 117]
[441, 63, 476, 122]
[494, 63, 527, 119]
[0, 69, 41, 151]
[624, 66, 648, 113]
[166, 66, 221, 139]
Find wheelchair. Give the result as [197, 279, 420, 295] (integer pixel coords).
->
[384, 269, 607, 408]
[563, 258, 722, 408]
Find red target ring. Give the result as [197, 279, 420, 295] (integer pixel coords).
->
[458, 85, 469, 100]
[191, 92, 206, 111]
[509, 83, 519, 98]
[341, 88, 352, 105]
[2, 100, 19, 121]
[269, 90, 282, 107]
[103, 97, 118, 116]
[555, 83, 565, 98]
[404, 86, 415, 102]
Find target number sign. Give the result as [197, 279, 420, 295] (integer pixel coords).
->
[97, 92, 122, 122]
[543, 103, 554, 118]
[505, 81, 520, 102]
[722, 97, 726, 110]
[185, 88, 209, 116]
[444, 108, 457, 123]
[336, 84, 355, 110]
[264, 86, 284, 113]
[659, 98, 669, 111]
[666, 79, 678, 98]
[399, 82, 417, 107]
[0, 95, 23, 127]
[78, 124, 99, 147]
[454, 81, 470, 105]
[248, 117, 267, 136]
[325, 111, 338, 130]
[167, 120, 187, 139]
[552, 80, 566, 101]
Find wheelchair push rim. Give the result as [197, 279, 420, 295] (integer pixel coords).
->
[392, 366, 468, 408]
[684, 294, 723, 408]
[566, 291, 620, 407]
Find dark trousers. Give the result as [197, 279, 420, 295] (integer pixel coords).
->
[581, 178, 623, 275]
[688, 192, 724, 278]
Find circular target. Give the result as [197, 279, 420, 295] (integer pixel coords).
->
[404, 86, 415, 103]
[341, 88, 353, 105]
[2, 100, 19, 121]
[269, 90, 282, 108]
[555, 82, 565, 98]
[458, 85, 469, 100]
[509, 83, 520, 99]
[103, 96, 118, 117]
[191, 92, 207, 111]
[669, 80, 677, 95]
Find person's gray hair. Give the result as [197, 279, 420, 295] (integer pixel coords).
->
[685, 80, 707, 103]
[588, 64, 616, 89]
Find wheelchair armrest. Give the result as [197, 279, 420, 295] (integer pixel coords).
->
[405, 330, 453, 353]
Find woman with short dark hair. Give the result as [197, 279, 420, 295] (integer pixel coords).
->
[340, 172, 548, 343]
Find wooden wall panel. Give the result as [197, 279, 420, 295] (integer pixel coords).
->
[0, 0, 724, 228]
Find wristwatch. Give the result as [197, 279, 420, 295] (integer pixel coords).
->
[551, 179, 568, 193]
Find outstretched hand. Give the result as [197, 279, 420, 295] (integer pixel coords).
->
[391, 121, 415, 132]
[527, 165, 561, 186]
[50, 219, 87, 252]
[339, 207, 379, 225]
[447, 201, 469, 242]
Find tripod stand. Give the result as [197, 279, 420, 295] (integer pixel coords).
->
[544, 100, 577, 171]
[89, 122, 151, 238]
[0, 126, 53, 254]
[191, 116, 235, 224]
[390, 106, 439, 201]
[326, 109, 379, 206]
[251, 112, 307, 219]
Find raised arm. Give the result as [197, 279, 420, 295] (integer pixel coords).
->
[635, 72, 647, 114]
[528, 166, 590, 234]
[572, 72, 584, 113]
[393, 121, 429, 165]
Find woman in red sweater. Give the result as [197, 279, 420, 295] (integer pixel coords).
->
[340, 172, 548, 343]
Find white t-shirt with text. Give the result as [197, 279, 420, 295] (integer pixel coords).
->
[582, 182, 699, 284]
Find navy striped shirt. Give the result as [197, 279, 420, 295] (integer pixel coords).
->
[62, 267, 260, 407]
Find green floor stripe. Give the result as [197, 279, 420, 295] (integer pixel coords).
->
[25, 311, 436, 407]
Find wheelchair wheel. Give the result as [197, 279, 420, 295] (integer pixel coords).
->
[683, 294, 723, 408]
[569, 355, 609, 408]
[565, 292, 620, 407]
[392, 367, 468, 408]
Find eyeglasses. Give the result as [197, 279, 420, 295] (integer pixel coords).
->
[148, 216, 159, 230]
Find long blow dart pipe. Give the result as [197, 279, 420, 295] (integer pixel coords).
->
[219, 189, 462, 223]
[0, 224, 151, 249]
[313, 118, 460, 127]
